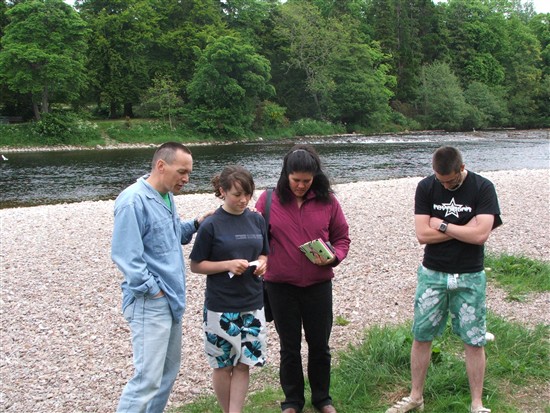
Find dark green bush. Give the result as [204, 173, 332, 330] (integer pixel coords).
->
[31, 112, 100, 145]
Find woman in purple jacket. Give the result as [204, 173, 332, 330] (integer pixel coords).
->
[255, 145, 351, 413]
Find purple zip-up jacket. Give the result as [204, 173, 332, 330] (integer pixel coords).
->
[255, 188, 350, 287]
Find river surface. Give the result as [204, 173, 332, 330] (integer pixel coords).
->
[0, 130, 548, 209]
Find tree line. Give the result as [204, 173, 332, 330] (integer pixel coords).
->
[0, 0, 548, 139]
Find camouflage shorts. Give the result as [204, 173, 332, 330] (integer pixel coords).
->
[412, 265, 487, 346]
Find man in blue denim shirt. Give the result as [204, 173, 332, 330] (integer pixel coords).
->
[112, 142, 202, 413]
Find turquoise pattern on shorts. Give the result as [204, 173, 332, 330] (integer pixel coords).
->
[203, 307, 267, 368]
[412, 265, 487, 346]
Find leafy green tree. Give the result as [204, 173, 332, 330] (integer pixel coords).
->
[443, 0, 507, 86]
[186, 36, 274, 138]
[529, 13, 549, 78]
[221, 0, 273, 46]
[326, 33, 395, 130]
[147, 0, 225, 98]
[141, 75, 183, 130]
[275, 1, 344, 120]
[534, 75, 550, 127]
[78, 0, 157, 118]
[417, 61, 467, 131]
[272, 1, 395, 129]
[0, 0, 88, 120]
[501, 15, 543, 127]
[464, 81, 509, 128]
[441, 0, 544, 127]
[311, 0, 369, 18]
[252, 100, 288, 131]
[0, 0, 8, 39]
[366, 0, 448, 103]
[532, 12, 550, 127]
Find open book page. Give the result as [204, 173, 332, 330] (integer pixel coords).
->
[299, 239, 335, 262]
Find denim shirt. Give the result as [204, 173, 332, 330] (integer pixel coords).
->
[111, 176, 196, 322]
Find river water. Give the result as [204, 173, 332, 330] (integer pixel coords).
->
[0, 130, 548, 209]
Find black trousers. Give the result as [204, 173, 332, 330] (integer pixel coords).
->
[265, 280, 334, 412]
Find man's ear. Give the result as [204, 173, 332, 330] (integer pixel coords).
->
[156, 159, 166, 173]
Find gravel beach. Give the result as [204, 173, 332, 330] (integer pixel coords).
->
[1, 169, 549, 413]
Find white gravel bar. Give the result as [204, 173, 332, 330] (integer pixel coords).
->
[1, 169, 549, 413]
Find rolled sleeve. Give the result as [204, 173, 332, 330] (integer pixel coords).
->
[180, 219, 196, 244]
[112, 202, 159, 297]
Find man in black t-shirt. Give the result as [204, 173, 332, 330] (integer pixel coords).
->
[386, 146, 502, 413]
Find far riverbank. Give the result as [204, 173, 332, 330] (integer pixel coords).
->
[1, 128, 547, 153]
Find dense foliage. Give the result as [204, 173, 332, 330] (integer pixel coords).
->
[1, 0, 548, 139]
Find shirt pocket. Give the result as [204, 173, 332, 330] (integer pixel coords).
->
[149, 216, 177, 255]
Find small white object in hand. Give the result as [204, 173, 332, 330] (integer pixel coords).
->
[228, 260, 260, 278]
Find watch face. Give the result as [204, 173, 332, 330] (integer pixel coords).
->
[439, 222, 448, 232]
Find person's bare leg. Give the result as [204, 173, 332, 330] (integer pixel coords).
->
[409, 340, 432, 402]
[228, 363, 250, 413]
[464, 344, 486, 410]
[212, 366, 232, 413]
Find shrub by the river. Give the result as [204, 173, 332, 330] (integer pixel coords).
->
[292, 118, 346, 136]
[31, 112, 101, 145]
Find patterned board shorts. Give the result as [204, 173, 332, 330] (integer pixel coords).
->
[412, 265, 487, 346]
[203, 307, 267, 369]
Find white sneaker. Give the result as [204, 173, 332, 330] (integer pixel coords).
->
[385, 397, 424, 413]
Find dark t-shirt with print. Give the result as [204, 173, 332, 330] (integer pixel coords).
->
[190, 207, 269, 312]
[415, 171, 502, 273]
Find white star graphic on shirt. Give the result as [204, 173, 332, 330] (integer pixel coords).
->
[442, 198, 462, 218]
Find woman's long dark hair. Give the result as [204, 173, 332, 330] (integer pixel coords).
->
[276, 144, 332, 204]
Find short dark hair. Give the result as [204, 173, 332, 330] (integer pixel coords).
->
[276, 144, 332, 204]
[151, 142, 192, 169]
[432, 146, 463, 175]
[211, 165, 255, 199]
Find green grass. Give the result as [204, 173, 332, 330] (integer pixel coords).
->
[96, 118, 217, 144]
[485, 253, 550, 301]
[333, 315, 548, 412]
[1, 116, 351, 149]
[171, 316, 549, 413]
[171, 254, 549, 413]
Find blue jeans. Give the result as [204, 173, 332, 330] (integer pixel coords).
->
[117, 296, 182, 413]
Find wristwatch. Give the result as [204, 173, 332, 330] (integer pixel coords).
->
[438, 221, 448, 233]
[193, 217, 200, 230]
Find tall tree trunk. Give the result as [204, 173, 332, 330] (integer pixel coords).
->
[124, 102, 134, 118]
[109, 101, 118, 119]
[32, 101, 41, 121]
[42, 85, 49, 114]
[312, 92, 323, 120]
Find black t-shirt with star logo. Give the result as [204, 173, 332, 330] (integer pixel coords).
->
[415, 171, 502, 273]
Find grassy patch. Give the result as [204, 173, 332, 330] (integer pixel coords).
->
[171, 315, 549, 413]
[1, 116, 352, 149]
[331, 314, 548, 412]
[335, 315, 351, 326]
[96, 119, 214, 144]
[485, 253, 550, 301]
